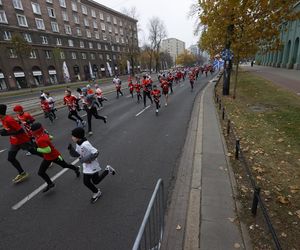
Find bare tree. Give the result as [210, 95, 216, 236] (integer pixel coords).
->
[148, 17, 167, 72]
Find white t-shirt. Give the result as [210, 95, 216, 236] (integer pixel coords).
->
[76, 141, 101, 174]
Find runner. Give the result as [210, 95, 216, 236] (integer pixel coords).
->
[0, 104, 42, 183]
[45, 92, 57, 119]
[151, 85, 161, 115]
[30, 123, 80, 193]
[160, 78, 169, 106]
[68, 127, 116, 203]
[13, 105, 35, 138]
[189, 73, 195, 91]
[40, 96, 55, 122]
[63, 90, 86, 127]
[94, 84, 108, 107]
[142, 75, 153, 108]
[128, 77, 134, 98]
[134, 80, 142, 104]
[82, 87, 107, 136]
[113, 75, 123, 98]
[167, 73, 174, 94]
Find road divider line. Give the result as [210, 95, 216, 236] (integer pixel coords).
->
[136, 105, 150, 117]
[12, 158, 79, 210]
[0, 149, 7, 153]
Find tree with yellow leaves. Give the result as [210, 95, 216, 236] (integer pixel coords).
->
[198, 0, 300, 98]
[176, 50, 197, 67]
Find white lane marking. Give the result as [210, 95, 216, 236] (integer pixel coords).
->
[135, 105, 150, 117]
[12, 158, 79, 210]
[0, 149, 7, 153]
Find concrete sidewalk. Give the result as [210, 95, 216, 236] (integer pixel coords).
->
[162, 78, 251, 249]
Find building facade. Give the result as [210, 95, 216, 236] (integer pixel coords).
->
[160, 38, 185, 65]
[255, 2, 300, 70]
[0, 0, 138, 90]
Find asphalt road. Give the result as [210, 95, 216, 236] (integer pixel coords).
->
[0, 73, 214, 250]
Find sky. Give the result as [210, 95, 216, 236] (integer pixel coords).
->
[94, 0, 199, 49]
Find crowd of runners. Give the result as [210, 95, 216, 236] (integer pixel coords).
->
[0, 65, 210, 203]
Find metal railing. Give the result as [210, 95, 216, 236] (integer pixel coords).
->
[132, 179, 164, 250]
[214, 78, 282, 250]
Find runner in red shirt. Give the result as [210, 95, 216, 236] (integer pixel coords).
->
[13, 105, 35, 138]
[94, 84, 108, 107]
[160, 79, 169, 106]
[142, 75, 153, 108]
[151, 85, 161, 114]
[63, 90, 85, 127]
[167, 73, 174, 94]
[31, 122, 80, 193]
[128, 81, 134, 98]
[134, 81, 142, 103]
[189, 73, 195, 91]
[0, 104, 41, 183]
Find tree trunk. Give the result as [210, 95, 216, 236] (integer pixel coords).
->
[233, 54, 240, 99]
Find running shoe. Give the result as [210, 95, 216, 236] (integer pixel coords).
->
[25, 151, 32, 156]
[91, 189, 102, 203]
[103, 116, 107, 123]
[88, 131, 93, 136]
[42, 183, 55, 193]
[12, 172, 29, 183]
[75, 166, 80, 177]
[105, 165, 116, 175]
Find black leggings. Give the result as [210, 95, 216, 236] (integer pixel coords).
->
[136, 92, 142, 103]
[143, 91, 153, 107]
[68, 110, 83, 122]
[86, 106, 106, 132]
[83, 170, 109, 193]
[8, 142, 43, 174]
[38, 157, 78, 185]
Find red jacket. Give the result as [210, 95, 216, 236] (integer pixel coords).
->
[64, 95, 78, 111]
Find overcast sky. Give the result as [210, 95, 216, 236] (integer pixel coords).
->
[94, 0, 199, 49]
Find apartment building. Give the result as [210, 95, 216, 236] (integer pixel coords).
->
[160, 38, 185, 65]
[0, 0, 138, 90]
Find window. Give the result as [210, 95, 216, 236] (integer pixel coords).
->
[59, 0, 66, 8]
[99, 12, 104, 20]
[106, 54, 110, 60]
[119, 20, 122, 26]
[120, 28, 123, 35]
[103, 34, 107, 41]
[81, 5, 87, 15]
[17, 14, 28, 27]
[3, 31, 11, 40]
[35, 18, 45, 30]
[0, 10, 7, 23]
[13, 0, 23, 10]
[104, 45, 108, 50]
[101, 23, 105, 31]
[48, 7, 56, 18]
[113, 17, 117, 25]
[116, 36, 119, 43]
[56, 37, 62, 45]
[65, 25, 72, 35]
[29, 50, 37, 59]
[60, 51, 65, 59]
[99, 54, 103, 60]
[93, 20, 98, 29]
[45, 50, 51, 59]
[41, 36, 48, 44]
[115, 27, 118, 34]
[108, 25, 112, 33]
[51, 22, 59, 32]
[73, 14, 79, 24]
[71, 52, 76, 59]
[113, 55, 116, 60]
[117, 46, 120, 52]
[97, 43, 101, 49]
[0, 0, 2, 4]
[76, 27, 82, 36]
[9, 48, 17, 58]
[106, 15, 111, 22]
[79, 40, 84, 48]
[71, 1, 77, 11]
[95, 32, 100, 39]
[90, 53, 95, 60]
[62, 10, 68, 21]
[89, 42, 93, 49]
[46, 0, 53, 3]
[23, 33, 32, 42]
[31, 2, 41, 15]
[83, 17, 89, 27]
[81, 52, 86, 59]
[91, 9, 96, 18]
[111, 45, 114, 51]
[86, 30, 91, 38]
[121, 37, 124, 44]
[68, 39, 74, 47]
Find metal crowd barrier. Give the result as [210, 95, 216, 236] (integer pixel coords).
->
[132, 179, 164, 250]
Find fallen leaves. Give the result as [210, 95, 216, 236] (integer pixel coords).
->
[276, 195, 290, 205]
[289, 185, 300, 194]
[176, 224, 181, 230]
[296, 210, 300, 219]
[234, 243, 241, 248]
